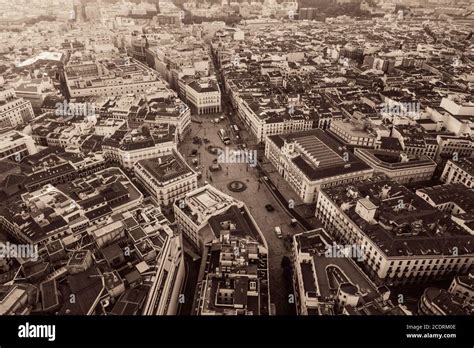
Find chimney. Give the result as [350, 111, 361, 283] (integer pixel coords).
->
[380, 185, 391, 200]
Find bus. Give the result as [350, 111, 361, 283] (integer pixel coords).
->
[218, 129, 231, 145]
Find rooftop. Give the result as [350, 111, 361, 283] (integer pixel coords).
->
[423, 287, 467, 315]
[355, 148, 437, 170]
[417, 184, 474, 213]
[322, 177, 474, 258]
[102, 124, 176, 151]
[176, 184, 242, 226]
[187, 80, 220, 93]
[448, 157, 474, 176]
[268, 129, 372, 181]
[1, 168, 142, 243]
[198, 231, 268, 315]
[294, 229, 393, 315]
[136, 151, 194, 185]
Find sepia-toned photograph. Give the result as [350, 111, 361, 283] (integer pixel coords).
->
[0, 0, 472, 346]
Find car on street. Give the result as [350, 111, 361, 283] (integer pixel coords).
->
[290, 218, 298, 226]
[209, 163, 222, 171]
[274, 226, 282, 238]
[265, 204, 274, 212]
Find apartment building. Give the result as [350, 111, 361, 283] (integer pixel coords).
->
[328, 119, 377, 148]
[120, 205, 185, 315]
[134, 151, 198, 207]
[0, 130, 38, 162]
[315, 178, 474, 285]
[173, 184, 242, 249]
[100, 90, 191, 138]
[419, 287, 468, 315]
[435, 135, 473, 161]
[194, 211, 270, 315]
[65, 55, 167, 98]
[292, 228, 409, 315]
[173, 185, 267, 252]
[392, 125, 439, 160]
[0, 168, 143, 249]
[0, 184, 88, 249]
[94, 118, 127, 137]
[138, 91, 191, 139]
[0, 87, 35, 128]
[146, 35, 211, 91]
[22, 152, 108, 192]
[448, 274, 473, 312]
[0, 284, 37, 315]
[236, 96, 315, 143]
[440, 157, 474, 188]
[182, 79, 221, 115]
[12, 202, 184, 316]
[416, 184, 474, 235]
[416, 184, 473, 214]
[428, 96, 474, 137]
[429, 104, 474, 138]
[354, 148, 436, 184]
[14, 77, 55, 111]
[102, 124, 177, 169]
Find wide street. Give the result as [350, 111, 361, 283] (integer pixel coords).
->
[179, 111, 305, 315]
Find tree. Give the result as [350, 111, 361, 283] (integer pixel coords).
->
[281, 256, 291, 269]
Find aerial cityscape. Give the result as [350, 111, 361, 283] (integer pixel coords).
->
[0, 0, 473, 323]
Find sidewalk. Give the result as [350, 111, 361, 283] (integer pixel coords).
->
[260, 160, 303, 206]
[260, 160, 318, 222]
